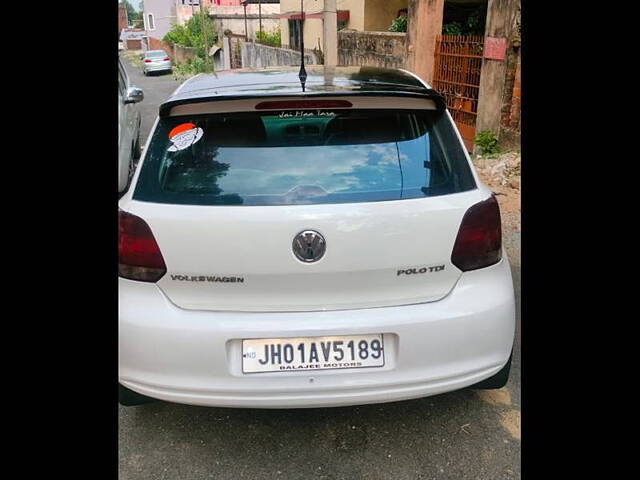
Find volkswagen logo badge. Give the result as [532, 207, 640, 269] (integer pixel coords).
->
[292, 230, 326, 263]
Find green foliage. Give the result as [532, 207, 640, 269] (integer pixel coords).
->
[164, 25, 191, 47]
[466, 8, 484, 34]
[122, 1, 141, 25]
[256, 27, 282, 48]
[163, 8, 218, 58]
[122, 50, 144, 67]
[164, 9, 218, 79]
[388, 16, 407, 33]
[474, 130, 499, 156]
[172, 56, 212, 82]
[442, 4, 487, 36]
[122, 1, 136, 19]
[442, 22, 463, 36]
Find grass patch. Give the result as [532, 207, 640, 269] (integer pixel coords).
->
[121, 50, 144, 68]
[171, 57, 214, 82]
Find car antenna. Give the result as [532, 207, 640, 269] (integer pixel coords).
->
[298, 0, 307, 92]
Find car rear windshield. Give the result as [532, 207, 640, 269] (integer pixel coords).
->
[146, 51, 166, 58]
[133, 108, 476, 206]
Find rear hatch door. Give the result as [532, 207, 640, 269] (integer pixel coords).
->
[127, 190, 483, 312]
[127, 98, 482, 312]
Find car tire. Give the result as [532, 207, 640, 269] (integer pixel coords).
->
[470, 351, 512, 390]
[119, 384, 156, 406]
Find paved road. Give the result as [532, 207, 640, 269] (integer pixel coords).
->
[118, 56, 521, 480]
[120, 53, 180, 145]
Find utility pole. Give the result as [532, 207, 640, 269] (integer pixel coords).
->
[259, 1, 263, 36]
[200, 2, 210, 71]
[475, 0, 518, 143]
[299, 0, 304, 59]
[298, 0, 307, 91]
[406, 0, 444, 85]
[243, 1, 248, 41]
[323, 0, 337, 66]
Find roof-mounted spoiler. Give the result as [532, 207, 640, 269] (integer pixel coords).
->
[159, 89, 447, 118]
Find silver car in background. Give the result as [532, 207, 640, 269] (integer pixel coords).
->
[118, 57, 143, 195]
[142, 50, 172, 76]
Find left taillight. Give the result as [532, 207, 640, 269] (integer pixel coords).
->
[119, 210, 167, 282]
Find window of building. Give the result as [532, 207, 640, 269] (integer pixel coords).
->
[288, 19, 303, 50]
[147, 13, 155, 31]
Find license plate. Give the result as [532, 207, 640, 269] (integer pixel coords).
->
[242, 334, 385, 373]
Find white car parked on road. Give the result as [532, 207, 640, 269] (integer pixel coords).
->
[142, 49, 172, 76]
[118, 66, 515, 408]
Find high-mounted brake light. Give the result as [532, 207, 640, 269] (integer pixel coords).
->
[451, 196, 502, 271]
[119, 210, 167, 282]
[255, 100, 353, 110]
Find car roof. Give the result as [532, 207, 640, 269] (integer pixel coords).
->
[160, 66, 445, 116]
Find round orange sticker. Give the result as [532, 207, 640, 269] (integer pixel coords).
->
[169, 123, 196, 139]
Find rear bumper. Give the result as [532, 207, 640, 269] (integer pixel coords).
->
[119, 258, 515, 408]
[144, 62, 172, 72]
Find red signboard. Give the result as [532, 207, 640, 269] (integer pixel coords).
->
[483, 37, 507, 61]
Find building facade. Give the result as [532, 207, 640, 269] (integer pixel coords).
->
[119, 2, 129, 33]
[143, 0, 178, 45]
[279, 0, 407, 52]
[176, 1, 247, 25]
[177, 1, 280, 41]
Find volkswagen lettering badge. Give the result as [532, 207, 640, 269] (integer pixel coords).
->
[293, 230, 326, 263]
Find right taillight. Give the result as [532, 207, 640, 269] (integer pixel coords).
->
[451, 196, 502, 271]
[119, 210, 167, 282]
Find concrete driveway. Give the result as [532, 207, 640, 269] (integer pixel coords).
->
[118, 55, 521, 480]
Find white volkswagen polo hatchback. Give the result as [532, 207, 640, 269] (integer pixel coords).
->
[118, 66, 515, 408]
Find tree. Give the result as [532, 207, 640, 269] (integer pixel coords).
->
[163, 8, 218, 58]
[122, 1, 141, 25]
[122, 1, 136, 19]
